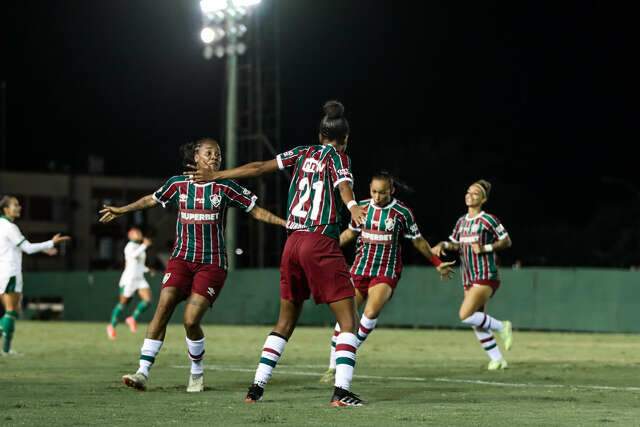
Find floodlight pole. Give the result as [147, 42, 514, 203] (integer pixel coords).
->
[225, 15, 239, 271]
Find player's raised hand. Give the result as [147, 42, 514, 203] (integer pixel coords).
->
[142, 237, 152, 246]
[99, 205, 124, 223]
[436, 260, 456, 281]
[51, 233, 71, 245]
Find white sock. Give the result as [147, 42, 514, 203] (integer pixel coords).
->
[186, 337, 205, 375]
[329, 323, 340, 370]
[462, 312, 503, 331]
[334, 332, 358, 391]
[355, 314, 378, 347]
[473, 327, 503, 361]
[253, 333, 287, 388]
[137, 338, 163, 377]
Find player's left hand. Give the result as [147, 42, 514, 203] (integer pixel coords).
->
[43, 248, 59, 256]
[436, 260, 456, 280]
[349, 204, 366, 226]
[183, 164, 217, 183]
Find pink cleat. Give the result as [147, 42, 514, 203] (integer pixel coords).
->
[125, 316, 138, 333]
[107, 324, 116, 340]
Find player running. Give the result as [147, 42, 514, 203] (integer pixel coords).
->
[186, 101, 368, 406]
[319, 171, 455, 383]
[106, 227, 153, 340]
[431, 179, 514, 370]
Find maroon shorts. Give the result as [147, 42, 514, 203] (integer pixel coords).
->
[351, 274, 400, 299]
[280, 231, 355, 304]
[162, 258, 227, 305]
[464, 280, 500, 297]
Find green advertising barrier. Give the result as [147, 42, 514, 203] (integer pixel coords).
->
[19, 268, 640, 333]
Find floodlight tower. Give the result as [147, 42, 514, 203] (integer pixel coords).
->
[198, 0, 262, 271]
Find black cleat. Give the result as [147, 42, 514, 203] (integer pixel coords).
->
[244, 383, 264, 403]
[330, 387, 365, 407]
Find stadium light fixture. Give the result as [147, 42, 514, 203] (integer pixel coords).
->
[196, 0, 262, 270]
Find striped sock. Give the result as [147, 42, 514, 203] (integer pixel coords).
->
[462, 312, 503, 331]
[329, 323, 340, 369]
[355, 314, 378, 347]
[473, 327, 503, 361]
[132, 300, 150, 321]
[1, 311, 18, 353]
[110, 303, 124, 327]
[253, 332, 287, 388]
[137, 338, 163, 377]
[186, 337, 205, 375]
[334, 332, 358, 391]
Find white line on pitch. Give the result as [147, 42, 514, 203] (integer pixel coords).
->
[170, 365, 640, 392]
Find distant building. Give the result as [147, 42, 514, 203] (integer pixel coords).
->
[0, 171, 175, 271]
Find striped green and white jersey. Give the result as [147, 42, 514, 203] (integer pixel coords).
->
[350, 198, 421, 279]
[276, 144, 353, 240]
[449, 211, 509, 286]
[153, 176, 257, 269]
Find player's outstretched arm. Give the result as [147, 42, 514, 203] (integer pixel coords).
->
[339, 229, 358, 248]
[413, 237, 455, 280]
[185, 159, 280, 182]
[249, 205, 286, 227]
[99, 194, 157, 223]
[19, 233, 71, 255]
[337, 181, 366, 226]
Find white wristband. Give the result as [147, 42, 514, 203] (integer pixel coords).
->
[483, 244, 494, 253]
[347, 200, 357, 210]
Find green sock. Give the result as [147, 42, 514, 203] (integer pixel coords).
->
[2, 311, 18, 353]
[132, 300, 150, 321]
[110, 303, 125, 327]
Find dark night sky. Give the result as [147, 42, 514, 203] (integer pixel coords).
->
[2, 1, 639, 266]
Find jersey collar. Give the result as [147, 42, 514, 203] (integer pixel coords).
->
[465, 210, 485, 221]
[369, 198, 397, 210]
[0, 215, 14, 222]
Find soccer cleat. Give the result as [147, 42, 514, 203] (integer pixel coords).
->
[125, 316, 138, 333]
[106, 325, 116, 340]
[187, 373, 204, 393]
[499, 320, 513, 351]
[122, 372, 148, 391]
[244, 384, 264, 403]
[330, 387, 365, 407]
[319, 368, 336, 384]
[0, 349, 21, 357]
[487, 358, 508, 370]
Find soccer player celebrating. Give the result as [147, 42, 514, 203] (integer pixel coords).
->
[99, 138, 285, 392]
[106, 227, 153, 340]
[431, 179, 514, 370]
[0, 195, 71, 355]
[319, 172, 455, 383]
[186, 101, 368, 406]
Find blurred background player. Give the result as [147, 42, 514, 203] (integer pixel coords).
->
[106, 227, 153, 340]
[432, 179, 514, 370]
[99, 138, 285, 393]
[0, 195, 71, 355]
[187, 101, 368, 407]
[320, 172, 455, 383]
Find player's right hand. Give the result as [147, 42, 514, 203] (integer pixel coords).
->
[431, 242, 446, 257]
[143, 237, 152, 246]
[350, 205, 366, 226]
[51, 233, 71, 245]
[99, 205, 123, 223]
[436, 260, 456, 281]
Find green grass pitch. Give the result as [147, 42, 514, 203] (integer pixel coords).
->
[1, 322, 639, 426]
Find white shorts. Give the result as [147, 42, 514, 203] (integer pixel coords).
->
[0, 273, 23, 294]
[119, 279, 150, 298]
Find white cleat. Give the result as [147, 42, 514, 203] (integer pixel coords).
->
[187, 373, 204, 392]
[122, 372, 148, 391]
[487, 358, 508, 371]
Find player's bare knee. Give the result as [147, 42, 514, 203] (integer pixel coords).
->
[458, 309, 471, 321]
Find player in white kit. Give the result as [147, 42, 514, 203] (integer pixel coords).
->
[106, 228, 153, 340]
[0, 195, 71, 354]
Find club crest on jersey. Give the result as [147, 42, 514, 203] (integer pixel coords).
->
[162, 273, 171, 284]
[210, 194, 222, 207]
[410, 223, 419, 234]
[385, 217, 396, 231]
[471, 224, 480, 233]
[242, 189, 251, 196]
[302, 158, 326, 173]
[179, 194, 188, 202]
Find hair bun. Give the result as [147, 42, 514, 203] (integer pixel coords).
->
[323, 100, 345, 119]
